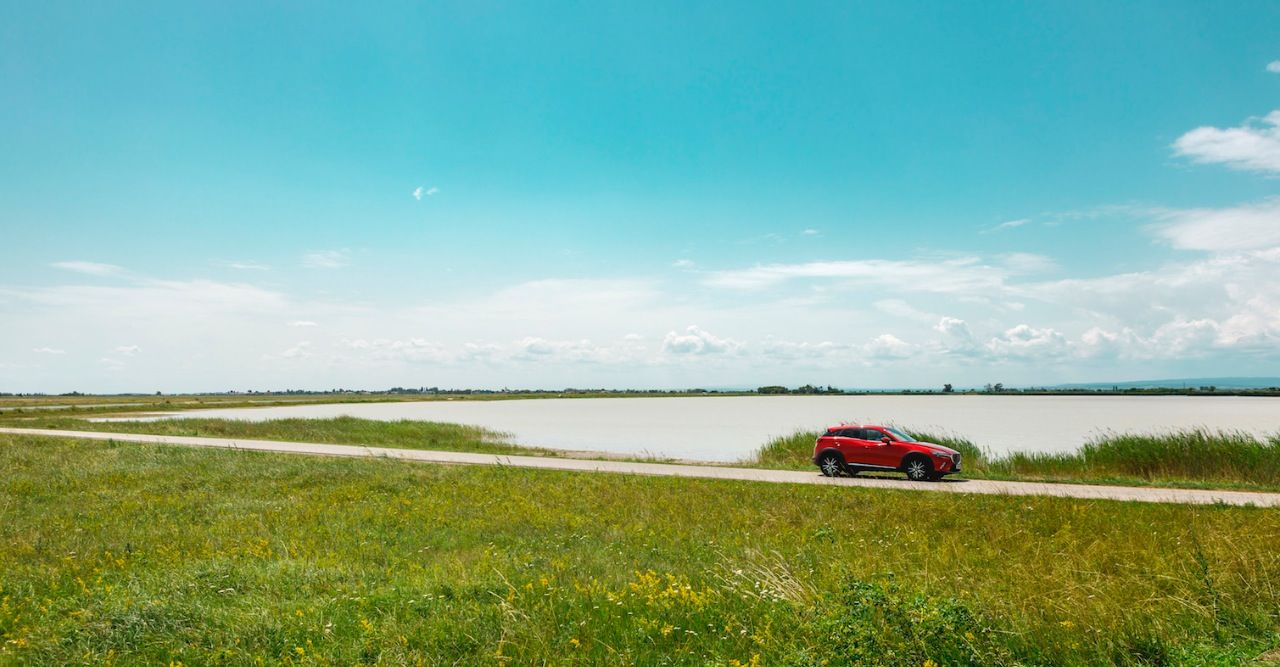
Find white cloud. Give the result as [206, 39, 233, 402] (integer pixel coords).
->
[985, 218, 1031, 233]
[1172, 110, 1280, 173]
[801, 228, 821, 236]
[98, 357, 125, 370]
[672, 259, 696, 269]
[51, 261, 124, 277]
[1149, 198, 1280, 251]
[759, 337, 848, 361]
[934, 317, 978, 355]
[32, 347, 65, 354]
[279, 341, 312, 359]
[1080, 319, 1225, 360]
[114, 345, 140, 356]
[1267, 61, 1280, 74]
[289, 320, 318, 327]
[738, 232, 787, 245]
[872, 299, 937, 323]
[413, 186, 439, 200]
[302, 250, 350, 269]
[341, 337, 451, 363]
[704, 257, 1007, 294]
[661, 325, 743, 356]
[216, 260, 270, 271]
[999, 252, 1056, 273]
[864, 334, 915, 360]
[512, 337, 621, 363]
[985, 324, 1070, 359]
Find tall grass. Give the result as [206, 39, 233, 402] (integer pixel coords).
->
[19, 415, 551, 456]
[3, 432, 1280, 664]
[747, 427, 1280, 490]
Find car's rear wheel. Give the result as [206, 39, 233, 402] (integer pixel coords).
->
[903, 456, 932, 482]
[818, 452, 845, 477]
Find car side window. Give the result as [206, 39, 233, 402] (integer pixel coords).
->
[838, 428, 858, 438]
[864, 429, 885, 441]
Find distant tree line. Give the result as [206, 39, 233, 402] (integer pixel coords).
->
[5, 385, 1280, 398]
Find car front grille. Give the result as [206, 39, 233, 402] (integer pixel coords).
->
[952, 454, 962, 466]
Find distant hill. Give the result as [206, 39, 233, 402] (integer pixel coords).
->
[1050, 377, 1280, 390]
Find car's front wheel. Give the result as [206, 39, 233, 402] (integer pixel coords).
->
[903, 456, 933, 482]
[817, 452, 845, 477]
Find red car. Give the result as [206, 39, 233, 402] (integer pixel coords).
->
[812, 424, 961, 481]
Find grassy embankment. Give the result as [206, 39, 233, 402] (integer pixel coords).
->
[10, 415, 546, 458]
[18, 415, 1280, 493]
[3, 431, 1280, 665]
[752, 428, 1280, 492]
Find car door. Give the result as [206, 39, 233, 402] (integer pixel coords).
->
[838, 428, 875, 467]
[859, 428, 901, 468]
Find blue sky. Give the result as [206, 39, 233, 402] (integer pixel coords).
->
[3, 1, 1280, 392]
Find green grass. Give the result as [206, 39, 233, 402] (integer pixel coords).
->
[747, 427, 1280, 492]
[3, 433, 1280, 665]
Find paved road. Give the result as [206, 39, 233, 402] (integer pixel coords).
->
[4, 426, 1279, 508]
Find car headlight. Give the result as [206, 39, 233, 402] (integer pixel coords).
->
[930, 451, 951, 458]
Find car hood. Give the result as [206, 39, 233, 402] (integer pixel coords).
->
[919, 442, 961, 457]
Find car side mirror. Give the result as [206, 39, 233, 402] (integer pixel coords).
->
[880, 437, 891, 445]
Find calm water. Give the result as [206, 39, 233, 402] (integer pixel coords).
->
[110, 395, 1280, 462]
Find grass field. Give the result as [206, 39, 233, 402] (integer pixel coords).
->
[3, 432, 1280, 665]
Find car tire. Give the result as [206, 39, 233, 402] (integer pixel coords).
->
[817, 452, 845, 477]
[903, 455, 932, 482]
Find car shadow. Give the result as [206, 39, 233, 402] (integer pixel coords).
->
[840, 473, 970, 484]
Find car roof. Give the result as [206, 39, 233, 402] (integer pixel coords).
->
[827, 423, 886, 431]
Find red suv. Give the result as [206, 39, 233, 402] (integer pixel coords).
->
[812, 424, 961, 481]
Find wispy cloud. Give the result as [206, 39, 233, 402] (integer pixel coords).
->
[51, 261, 124, 276]
[289, 320, 318, 327]
[279, 341, 312, 359]
[999, 252, 1056, 273]
[672, 259, 696, 269]
[114, 345, 140, 355]
[983, 218, 1031, 234]
[1172, 109, 1280, 174]
[32, 346, 66, 354]
[215, 260, 270, 271]
[302, 250, 349, 269]
[1148, 197, 1280, 251]
[1267, 61, 1280, 74]
[703, 257, 1007, 293]
[801, 228, 821, 236]
[413, 186, 439, 200]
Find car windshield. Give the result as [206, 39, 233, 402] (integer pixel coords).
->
[884, 427, 916, 442]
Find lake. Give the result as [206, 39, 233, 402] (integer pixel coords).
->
[107, 395, 1280, 462]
